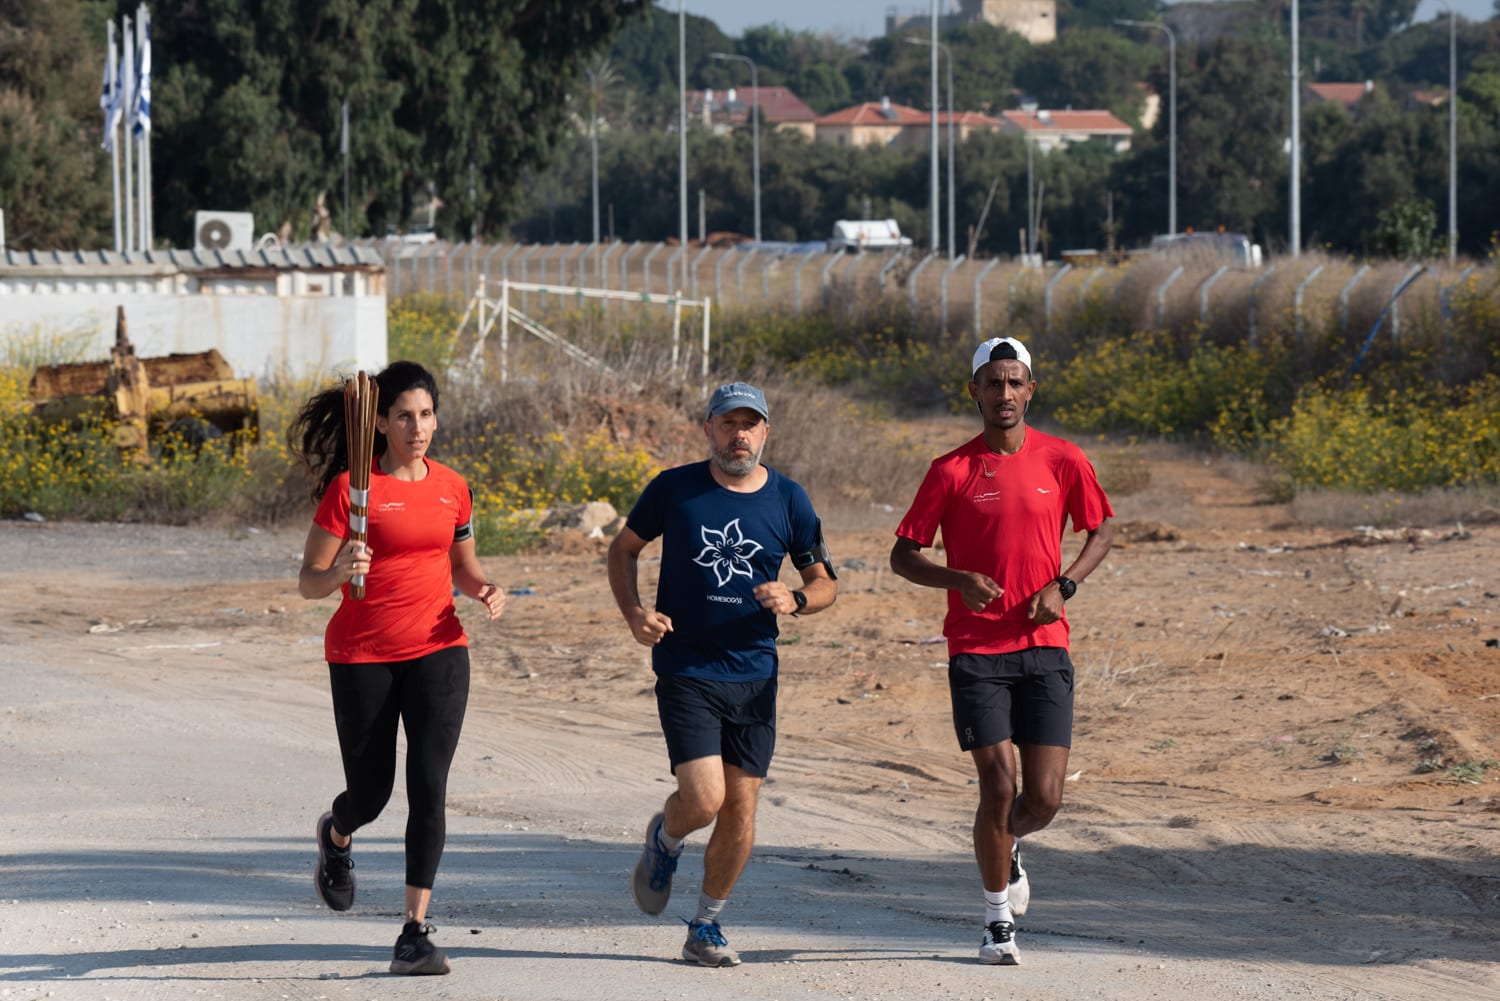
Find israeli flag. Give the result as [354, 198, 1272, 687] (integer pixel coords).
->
[101, 23, 121, 152]
[132, 8, 151, 139]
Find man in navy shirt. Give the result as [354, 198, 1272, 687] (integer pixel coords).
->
[607, 382, 838, 967]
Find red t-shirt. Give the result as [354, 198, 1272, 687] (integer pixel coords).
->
[312, 458, 473, 664]
[896, 430, 1113, 655]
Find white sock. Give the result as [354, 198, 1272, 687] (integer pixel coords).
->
[694, 892, 727, 925]
[984, 887, 1012, 925]
[654, 819, 685, 854]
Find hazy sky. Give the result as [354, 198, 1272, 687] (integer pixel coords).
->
[679, 0, 1492, 40]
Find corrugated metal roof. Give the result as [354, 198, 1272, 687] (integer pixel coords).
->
[0, 243, 384, 271]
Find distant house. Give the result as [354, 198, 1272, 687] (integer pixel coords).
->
[691, 86, 818, 140]
[1304, 81, 1375, 111]
[813, 100, 1005, 149]
[998, 108, 1133, 154]
[814, 98, 929, 148]
[1408, 87, 1448, 109]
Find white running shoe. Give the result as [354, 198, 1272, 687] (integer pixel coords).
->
[978, 920, 1021, 965]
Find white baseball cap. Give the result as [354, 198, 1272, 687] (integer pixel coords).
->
[971, 337, 1033, 378]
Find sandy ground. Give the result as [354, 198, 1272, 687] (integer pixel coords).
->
[2, 432, 1499, 1000]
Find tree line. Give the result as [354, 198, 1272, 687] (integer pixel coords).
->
[2, 0, 1497, 256]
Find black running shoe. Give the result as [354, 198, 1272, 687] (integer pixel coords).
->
[390, 920, 450, 975]
[314, 811, 355, 912]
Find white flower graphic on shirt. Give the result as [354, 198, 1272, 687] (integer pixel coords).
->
[693, 518, 763, 587]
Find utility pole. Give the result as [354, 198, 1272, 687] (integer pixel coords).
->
[710, 52, 760, 243]
[929, 0, 940, 255]
[1289, 0, 1301, 256]
[678, 0, 689, 289]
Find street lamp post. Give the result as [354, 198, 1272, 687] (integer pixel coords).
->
[1019, 98, 1037, 260]
[1289, 0, 1301, 256]
[1443, 5, 1457, 260]
[1115, 18, 1176, 236]
[678, 0, 688, 289]
[908, 37, 955, 258]
[586, 68, 601, 245]
[710, 52, 760, 243]
[927, 0, 939, 256]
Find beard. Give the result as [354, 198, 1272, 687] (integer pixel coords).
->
[711, 439, 764, 477]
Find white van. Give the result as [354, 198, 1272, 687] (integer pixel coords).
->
[827, 219, 913, 253]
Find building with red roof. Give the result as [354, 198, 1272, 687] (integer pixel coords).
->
[692, 86, 819, 139]
[999, 108, 1134, 153]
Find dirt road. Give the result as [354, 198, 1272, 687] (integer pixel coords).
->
[2, 439, 1498, 999]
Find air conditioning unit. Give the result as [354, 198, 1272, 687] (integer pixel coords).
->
[194, 211, 255, 253]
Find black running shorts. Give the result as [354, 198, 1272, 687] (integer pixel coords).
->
[948, 648, 1074, 751]
[654, 674, 777, 778]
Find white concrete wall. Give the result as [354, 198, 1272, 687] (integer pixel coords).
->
[0, 285, 387, 378]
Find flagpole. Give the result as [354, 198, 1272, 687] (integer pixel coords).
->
[121, 14, 135, 253]
[136, 5, 153, 250]
[341, 100, 350, 242]
[104, 21, 122, 252]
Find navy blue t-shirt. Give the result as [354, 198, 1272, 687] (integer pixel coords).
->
[625, 461, 821, 681]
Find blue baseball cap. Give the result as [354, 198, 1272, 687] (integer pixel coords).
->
[705, 382, 769, 420]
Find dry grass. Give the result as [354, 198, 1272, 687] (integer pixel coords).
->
[1285, 485, 1500, 530]
[433, 330, 934, 531]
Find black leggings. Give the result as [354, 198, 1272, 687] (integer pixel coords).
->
[327, 646, 470, 889]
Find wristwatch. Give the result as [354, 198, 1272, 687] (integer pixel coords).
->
[791, 590, 808, 616]
[1054, 576, 1077, 601]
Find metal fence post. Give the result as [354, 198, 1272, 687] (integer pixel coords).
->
[1044, 263, 1073, 334]
[908, 252, 938, 321]
[820, 251, 842, 309]
[1007, 266, 1027, 324]
[1248, 264, 1284, 351]
[1199, 264, 1230, 325]
[618, 241, 639, 291]
[691, 244, 713, 299]
[878, 249, 907, 293]
[666, 246, 684, 294]
[1338, 264, 1370, 336]
[639, 243, 663, 294]
[973, 258, 1002, 337]
[1155, 265, 1185, 328]
[843, 251, 863, 315]
[793, 252, 820, 314]
[1390, 264, 1424, 343]
[1346, 265, 1429, 380]
[715, 249, 730, 304]
[939, 254, 967, 332]
[736, 248, 757, 302]
[600, 241, 621, 291]
[1292, 264, 1325, 342]
[481, 244, 504, 297]
[642, 243, 663, 294]
[517, 245, 540, 311]
[1078, 266, 1104, 305]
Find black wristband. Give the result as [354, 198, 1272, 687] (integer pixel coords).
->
[791, 590, 808, 616]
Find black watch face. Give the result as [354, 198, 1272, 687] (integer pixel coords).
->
[1058, 577, 1077, 600]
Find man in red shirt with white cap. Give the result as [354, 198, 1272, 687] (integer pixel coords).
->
[890, 336, 1114, 966]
